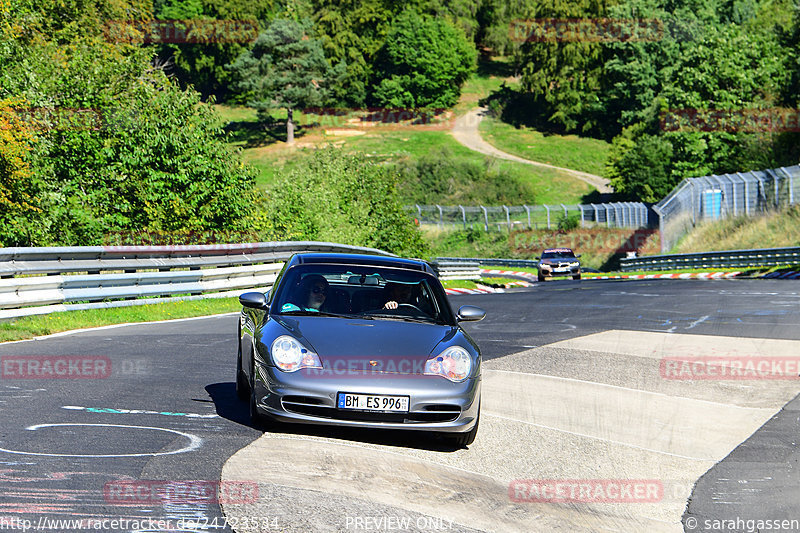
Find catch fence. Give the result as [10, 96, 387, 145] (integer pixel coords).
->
[654, 166, 800, 252]
[407, 203, 651, 231]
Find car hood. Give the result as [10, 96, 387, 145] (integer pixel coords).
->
[273, 316, 458, 371]
[539, 258, 578, 265]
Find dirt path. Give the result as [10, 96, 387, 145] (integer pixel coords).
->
[451, 107, 613, 193]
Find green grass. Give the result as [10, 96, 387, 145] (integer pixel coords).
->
[0, 298, 241, 343]
[341, 130, 595, 205]
[452, 56, 519, 116]
[214, 55, 598, 204]
[479, 117, 611, 176]
[672, 205, 800, 254]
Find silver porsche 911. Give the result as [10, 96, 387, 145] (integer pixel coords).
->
[236, 253, 485, 446]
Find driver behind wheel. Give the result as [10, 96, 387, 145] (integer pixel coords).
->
[383, 282, 414, 310]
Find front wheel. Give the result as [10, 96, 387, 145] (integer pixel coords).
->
[249, 367, 270, 429]
[537, 273, 546, 282]
[573, 274, 581, 280]
[236, 342, 249, 401]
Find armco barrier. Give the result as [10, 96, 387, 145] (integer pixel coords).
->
[619, 247, 800, 272]
[430, 260, 482, 281]
[437, 257, 539, 269]
[0, 242, 396, 319]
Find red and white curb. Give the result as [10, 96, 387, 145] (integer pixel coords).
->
[480, 268, 538, 280]
[445, 285, 504, 295]
[588, 272, 742, 280]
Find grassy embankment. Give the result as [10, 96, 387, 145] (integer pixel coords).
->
[217, 57, 602, 206]
[478, 118, 611, 177]
[672, 205, 800, 254]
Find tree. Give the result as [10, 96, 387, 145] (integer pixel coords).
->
[229, 18, 343, 143]
[371, 10, 476, 109]
[606, 128, 675, 202]
[1, 2, 260, 246]
[263, 148, 427, 257]
[152, 0, 277, 100]
[0, 99, 41, 246]
[513, 0, 609, 133]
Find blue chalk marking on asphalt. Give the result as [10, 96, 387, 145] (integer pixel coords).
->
[62, 405, 218, 419]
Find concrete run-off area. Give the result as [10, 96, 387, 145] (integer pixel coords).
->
[222, 330, 800, 532]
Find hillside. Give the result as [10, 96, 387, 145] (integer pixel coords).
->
[672, 206, 800, 254]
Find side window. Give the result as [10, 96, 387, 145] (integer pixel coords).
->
[268, 262, 290, 305]
[418, 282, 438, 318]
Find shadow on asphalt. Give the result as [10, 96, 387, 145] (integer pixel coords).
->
[206, 381, 465, 452]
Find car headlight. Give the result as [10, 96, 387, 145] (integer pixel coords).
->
[424, 346, 472, 382]
[570, 262, 580, 267]
[270, 335, 322, 372]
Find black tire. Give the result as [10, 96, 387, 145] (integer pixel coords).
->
[450, 404, 480, 447]
[236, 341, 249, 402]
[537, 273, 546, 282]
[573, 274, 581, 280]
[249, 368, 270, 429]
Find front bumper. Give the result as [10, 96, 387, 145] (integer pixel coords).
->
[539, 265, 581, 277]
[252, 364, 480, 433]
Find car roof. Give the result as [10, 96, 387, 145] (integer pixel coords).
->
[289, 253, 436, 274]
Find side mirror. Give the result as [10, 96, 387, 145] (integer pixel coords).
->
[576, 254, 582, 258]
[457, 305, 486, 322]
[239, 292, 267, 309]
[534, 256, 540, 260]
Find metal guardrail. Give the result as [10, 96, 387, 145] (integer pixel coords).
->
[431, 260, 482, 281]
[0, 241, 396, 319]
[619, 247, 800, 272]
[437, 257, 539, 269]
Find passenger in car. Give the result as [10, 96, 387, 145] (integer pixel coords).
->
[281, 274, 329, 312]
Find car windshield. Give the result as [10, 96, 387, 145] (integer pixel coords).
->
[541, 250, 576, 259]
[272, 264, 453, 325]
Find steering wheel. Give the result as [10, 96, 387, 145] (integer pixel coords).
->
[396, 303, 423, 312]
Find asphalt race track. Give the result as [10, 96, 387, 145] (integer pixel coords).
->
[0, 278, 798, 532]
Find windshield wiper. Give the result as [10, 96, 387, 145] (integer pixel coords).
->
[280, 310, 376, 320]
[365, 313, 437, 324]
[280, 310, 348, 318]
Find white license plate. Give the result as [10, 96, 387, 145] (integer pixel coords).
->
[553, 267, 569, 272]
[337, 392, 409, 412]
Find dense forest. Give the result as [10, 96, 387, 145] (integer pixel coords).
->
[1, 0, 798, 249]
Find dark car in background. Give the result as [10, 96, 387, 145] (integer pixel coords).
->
[536, 248, 582, 281]
[236, 253, 486, 446]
